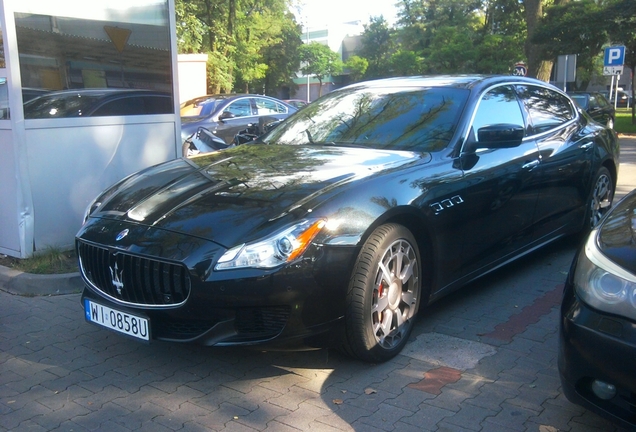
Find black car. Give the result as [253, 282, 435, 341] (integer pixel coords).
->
[601, 90, 633, 109]
[180, 94, 297, 155]
[568, 91, 615, 129]
[77, 75, 619, 363]
[559, 189, 635, 430]
[23, 89, 173, 118]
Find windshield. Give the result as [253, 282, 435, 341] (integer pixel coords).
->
[264, 86, 469, 152]
[570, 95, 589, 109]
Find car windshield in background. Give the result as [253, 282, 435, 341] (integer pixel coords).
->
[263, 87, 469, 152]
[180, 97, 221, 118]
[569, 95, 589, 109]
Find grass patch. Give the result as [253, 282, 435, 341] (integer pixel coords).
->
[0, 247, 78, 274]
[615, 108, 636, 135]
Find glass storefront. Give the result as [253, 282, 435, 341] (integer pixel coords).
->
[14, 0, 173, 118]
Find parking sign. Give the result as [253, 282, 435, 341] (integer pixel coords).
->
[603, 46, 625, 75]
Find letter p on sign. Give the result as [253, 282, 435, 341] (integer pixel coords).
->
[604, 46, 625, 66]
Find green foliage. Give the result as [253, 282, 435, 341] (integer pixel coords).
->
[358, 16, 396, 79]
[173, 0, 632, 96]
[344, 55, 368, 83]
[175, 1, 206, 53]
[175, 0, 300, 94]
[390, 50, 422, 76]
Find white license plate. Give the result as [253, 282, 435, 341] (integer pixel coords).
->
[84, 299, 150, 341]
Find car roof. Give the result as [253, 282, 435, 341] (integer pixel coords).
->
[341, 75, 558, 93]
[27, 88, 169, 101]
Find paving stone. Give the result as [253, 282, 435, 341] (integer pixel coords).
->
[483, 401, 540, 431]
[356, 402, 413, 431]
[399, 404, 455, 430]
[441, 402, 499, 431]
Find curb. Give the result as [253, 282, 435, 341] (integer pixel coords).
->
[0, 264, 84, 296]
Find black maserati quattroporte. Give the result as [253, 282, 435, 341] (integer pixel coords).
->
[77, 75, 619, 362]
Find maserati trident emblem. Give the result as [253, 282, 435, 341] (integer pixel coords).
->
[110, 261, 124, 295]
[115, 229, 129, 241]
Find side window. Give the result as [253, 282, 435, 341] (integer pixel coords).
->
[515, 85, 574, 135]
[254, 98, 280, 115]
[588, 96, 599, 110]
[472, 85, 524, 141]
[275, 102, 287, 113]
[224, 99, 253, 117]
[142, 96, 173, 114]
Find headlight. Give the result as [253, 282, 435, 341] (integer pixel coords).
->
[574, 231, 636, 320]
[215, 219, 326, 270]
[82, 196, 102, 224]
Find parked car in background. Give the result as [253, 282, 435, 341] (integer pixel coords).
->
[568, 91, 615, 129]
[283, 99, 309, 109]
[559, 189, 635, 430]
[600, 89, 633, 108]
[23, 89, 173, 118]
[180, 94, 297, 147]
[77, 75, 619, 363]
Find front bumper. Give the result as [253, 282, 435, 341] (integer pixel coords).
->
[558, 277, 636, 429]
[77, 221, 357, 349]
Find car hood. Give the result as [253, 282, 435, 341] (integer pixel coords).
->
[90, 144, 425, 247]
[598, 189, 636, 274]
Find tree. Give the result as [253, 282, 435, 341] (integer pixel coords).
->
[258, 12, 303, 97]
[604, 0, 636, 122]
[299, 42, 343, 97]
[344, 55, 368, 83]
[532, 0, 608, 89]
[357, 16, 396, 78]
[175, 0, 206, 53]
[174, 0, 301, 94]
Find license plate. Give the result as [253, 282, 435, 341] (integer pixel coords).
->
[84, 299, 150, 341]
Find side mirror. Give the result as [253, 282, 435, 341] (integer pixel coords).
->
[475, 124, 524, 149]
[219, 111, 235, 121]
[258, 116, 282, 134]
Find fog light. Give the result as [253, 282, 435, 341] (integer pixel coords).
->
[591, 380, 617, 400]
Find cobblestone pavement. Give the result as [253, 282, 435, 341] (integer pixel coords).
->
[1, 137, 634, 432]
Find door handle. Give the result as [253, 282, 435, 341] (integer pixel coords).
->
[522, 160, 540, 170]
[580, 142, 594, 150]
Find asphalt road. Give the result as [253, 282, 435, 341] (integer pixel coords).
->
[1, 136, 635, 432]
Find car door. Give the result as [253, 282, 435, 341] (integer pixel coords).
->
[451, 84, 542, 278]
[514, 84, 594, 241]
[214, 97, 257, 143]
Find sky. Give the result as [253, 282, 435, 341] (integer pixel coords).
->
[296, 0, 399, 28]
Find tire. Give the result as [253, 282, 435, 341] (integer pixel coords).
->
[342, 224, 421, 363]
[586, 166, 614, 230]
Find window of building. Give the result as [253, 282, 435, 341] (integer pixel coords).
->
[14, 1, 174, 118]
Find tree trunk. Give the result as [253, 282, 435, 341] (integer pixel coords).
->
[523, 0, 553, 82]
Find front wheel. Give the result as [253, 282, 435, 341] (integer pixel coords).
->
[586, 166, 614, 229]
[342, 224, 422, 363]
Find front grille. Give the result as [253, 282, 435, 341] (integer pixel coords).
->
[78, 241, 191, 307]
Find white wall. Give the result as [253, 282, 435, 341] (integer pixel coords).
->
[24, 116, 178, 251]
[177, 54, 208, 103]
